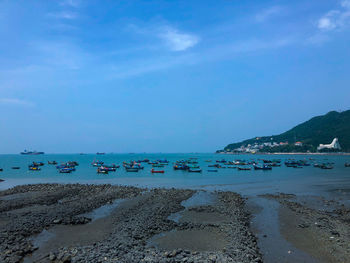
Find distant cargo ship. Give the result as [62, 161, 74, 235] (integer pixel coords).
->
[20, 150, 45, 155]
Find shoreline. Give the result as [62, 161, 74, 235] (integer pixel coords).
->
[1, 183, 350, 262]
[0, 184, 261, 263]
[218, 152, 350, 155]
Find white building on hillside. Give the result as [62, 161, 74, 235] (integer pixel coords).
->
[317, 138, 341, 151]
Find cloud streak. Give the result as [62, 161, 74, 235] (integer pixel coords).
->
[255, 6, 283, 23]
[0, 98, 34, 107]
[128, 23, 199, 52]
[47, 11, 78, 20]
[159, 27, 199, 51]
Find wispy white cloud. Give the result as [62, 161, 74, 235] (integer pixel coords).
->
[158, 27, 199, 51]
[47, 11, 78, 20]
[128, 23, 199, 52]
[255, 6, 283, 23]
[317, 1, 350, 31]
[0, 98, 34, 106]
[108, 37, 295, 79]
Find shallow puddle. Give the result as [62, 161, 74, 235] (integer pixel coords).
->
[152, 191, 226, 251]
[167, 190, 217, 223]
[181, 190, 217, 208]
[23, 199, 124, 262]
[248, 197, 319, 263]
[81, 198, 125, 221]
[150, 228, 227, 252]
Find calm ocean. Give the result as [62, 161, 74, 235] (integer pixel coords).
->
[1, 153, 350, 197]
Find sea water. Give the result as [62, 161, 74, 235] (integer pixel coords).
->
[0, 153, 350, 197]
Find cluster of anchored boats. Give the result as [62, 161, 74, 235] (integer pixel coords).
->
[0, 161, 79, 173]
[0, 158, 349, 175]
[91, 159, 170, 174]
[55, 161, 79, 173]
[92, 161, 120, 174]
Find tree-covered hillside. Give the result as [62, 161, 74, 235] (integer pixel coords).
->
[221, 110, 350, 152]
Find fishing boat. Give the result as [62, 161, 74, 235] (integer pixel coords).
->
[238, 167, 251, 171]
[263, 160, 272, 163]
[97, 168, 109, 174]
[125, 168, 139, 172]
[188, 168, 202, 173]
[59, 168, 72, 174]
[173, 164, 188, 170]
[320, 164, 334, 169]
[29, 166, 41, 171]
[285, 161, 299, 167]
[92, 161, 104, 167]
[205, 160, 212, 162]
[253, 165, 272, 170]
[67, 161, 79, 166]
[345, 163, 350, 167]
[0, 168, 3, 172]
[151, 169, 164, 174]
[32, 162, 44, 166]
[11, 167, 20, 170]
[207, 169, 218, 172]
[102, 167, 116, 172]
[48, 161, 58, 165]
[104, 164, 120, 169]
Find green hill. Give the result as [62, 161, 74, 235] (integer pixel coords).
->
[220, 110, 350, 153]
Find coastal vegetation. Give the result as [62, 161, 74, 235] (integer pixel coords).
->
[219, 110, 350, 153]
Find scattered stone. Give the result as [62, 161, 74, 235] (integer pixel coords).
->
[53, 219, 62, 224]
[49, 252, 56, 261]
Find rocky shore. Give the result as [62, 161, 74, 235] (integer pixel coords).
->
[0, 184, 262, 263]
[261, 193, 350, 262]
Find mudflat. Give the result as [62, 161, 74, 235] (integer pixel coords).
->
[2, 183, 350, 262]
[0, 184, 261, 263]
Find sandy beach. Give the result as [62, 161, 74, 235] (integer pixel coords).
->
[1, 183, 350, 263]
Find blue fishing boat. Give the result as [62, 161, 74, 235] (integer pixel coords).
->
[59, 168, 73, 173]
[253, 165, 272, 170]
[125, 168, 139, 172]
[238, 167, 251, 170]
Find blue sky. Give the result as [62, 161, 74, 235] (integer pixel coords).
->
[0, 0, 350, 153]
